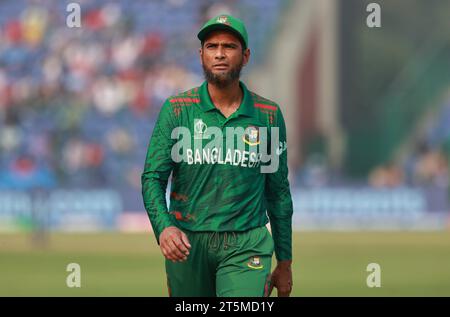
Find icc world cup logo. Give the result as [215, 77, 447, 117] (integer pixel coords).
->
[194, 119, 207, 139]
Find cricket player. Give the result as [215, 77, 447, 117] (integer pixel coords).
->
[141, 14, 293, 297]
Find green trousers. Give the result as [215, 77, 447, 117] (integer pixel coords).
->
[165, 226, 274, 297]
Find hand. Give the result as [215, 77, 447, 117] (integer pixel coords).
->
[269, 260, 293, 297]
[159, 226, 191, 263]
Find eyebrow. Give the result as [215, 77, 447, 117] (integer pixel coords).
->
[204, 42, 239, 47]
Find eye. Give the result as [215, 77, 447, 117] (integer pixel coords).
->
[224, 44, 237, 49]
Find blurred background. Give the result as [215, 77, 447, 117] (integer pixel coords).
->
[1, 0, 450, 296]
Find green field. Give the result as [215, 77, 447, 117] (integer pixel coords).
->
[1, 231, 450, 296]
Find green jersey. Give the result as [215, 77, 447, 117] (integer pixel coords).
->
[141, 81, 293, 260]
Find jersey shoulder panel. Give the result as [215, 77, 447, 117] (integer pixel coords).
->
[166, 87, 201, 117]
[249, 91, 280, 126]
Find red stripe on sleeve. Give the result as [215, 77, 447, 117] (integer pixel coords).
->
[169, 98, 200, 104]
[254, 103, 277, 111]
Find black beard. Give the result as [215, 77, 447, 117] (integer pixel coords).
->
[202, 60, 243, 88]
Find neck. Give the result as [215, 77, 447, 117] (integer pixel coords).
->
[207, 80, 242, 109]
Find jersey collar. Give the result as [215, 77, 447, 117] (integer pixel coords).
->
[198, 80, 255, 117]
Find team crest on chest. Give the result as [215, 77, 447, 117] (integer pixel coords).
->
[243, 126, 260, 146]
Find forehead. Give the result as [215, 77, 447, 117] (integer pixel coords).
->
[203, 30, 242, 45]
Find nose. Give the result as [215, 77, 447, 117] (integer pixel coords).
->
[214, 47, 225, 60]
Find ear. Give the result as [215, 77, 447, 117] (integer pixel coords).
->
[243, 48, 251, 67]
[199, 47, 203, 66]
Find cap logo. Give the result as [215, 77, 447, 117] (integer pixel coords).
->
[217, 15, 228, 24]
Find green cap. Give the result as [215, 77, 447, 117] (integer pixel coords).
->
[197, 14, 248, 49]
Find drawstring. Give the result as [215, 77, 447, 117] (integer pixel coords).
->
[209, 232, 219, 249]
[223, 232, 237, 250]
[209, 232, 238, 250]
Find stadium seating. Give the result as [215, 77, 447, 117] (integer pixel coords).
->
[0, 0, 286, 210]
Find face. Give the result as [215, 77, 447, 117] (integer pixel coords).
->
[199, 30, 250, 87]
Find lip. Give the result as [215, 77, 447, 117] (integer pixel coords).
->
[213, 64, 229, 69]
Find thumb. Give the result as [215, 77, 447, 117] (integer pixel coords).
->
[180, 231, 191, 249]
[268, 274, 275, 297]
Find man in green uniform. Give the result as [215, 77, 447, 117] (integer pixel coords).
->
[141, 14, 293, 297]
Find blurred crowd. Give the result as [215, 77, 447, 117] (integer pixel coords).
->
[1, 0, 448, 208]
[296, 106, 450, 191]
[0, 0, 284, 201]
[369, 147, 449, 189]
[368, 100, 450, 190]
